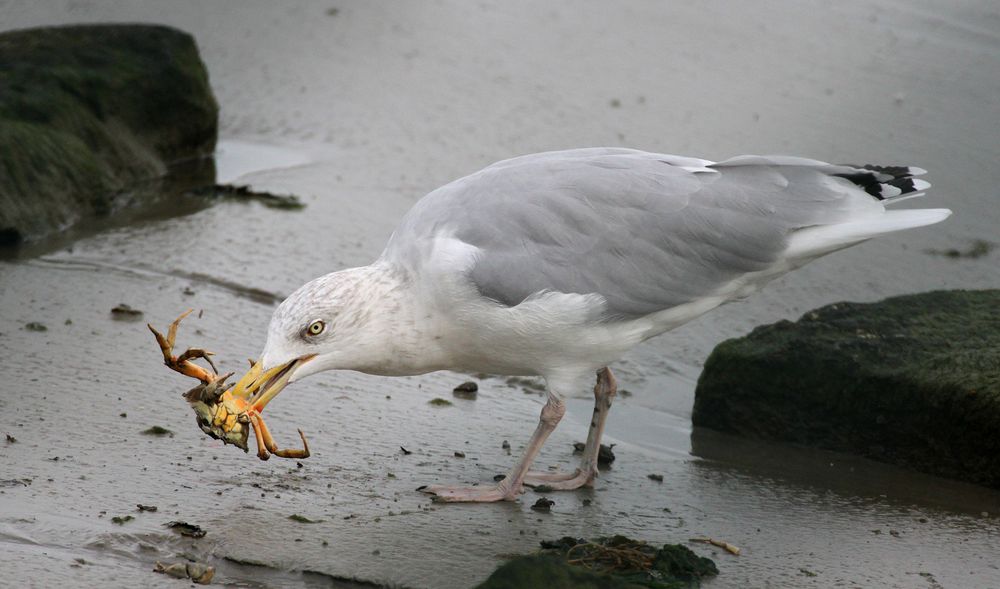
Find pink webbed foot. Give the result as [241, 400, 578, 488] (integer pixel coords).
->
[524, 468, 597, 490]
[418, 478, 523, 503]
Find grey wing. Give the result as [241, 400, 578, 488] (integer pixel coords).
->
[386, 149, 881, 319]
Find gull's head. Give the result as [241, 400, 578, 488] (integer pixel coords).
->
[260, 271, 363, 384]
[227, 270, 376, 405]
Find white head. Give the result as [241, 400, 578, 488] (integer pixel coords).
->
[227, 264, 411, 406]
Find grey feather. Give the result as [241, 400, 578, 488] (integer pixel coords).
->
[384, 149, 908, 320]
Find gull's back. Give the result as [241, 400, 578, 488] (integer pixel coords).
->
[383, 148, 949, 327]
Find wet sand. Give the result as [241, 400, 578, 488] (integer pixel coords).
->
[2, 1, 999, 587]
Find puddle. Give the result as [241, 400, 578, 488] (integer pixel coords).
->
[214, 139, 313, 184]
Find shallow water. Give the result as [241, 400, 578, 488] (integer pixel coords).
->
[2, 1, 999, 587]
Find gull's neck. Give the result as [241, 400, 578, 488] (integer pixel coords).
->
[330, 261, 448, 376]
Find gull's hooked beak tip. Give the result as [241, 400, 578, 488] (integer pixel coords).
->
[230, 354, 317, 409]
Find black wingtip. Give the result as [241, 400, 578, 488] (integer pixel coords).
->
[833, 164, 929, 201]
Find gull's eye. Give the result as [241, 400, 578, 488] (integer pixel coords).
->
[306, 319, 325, 336]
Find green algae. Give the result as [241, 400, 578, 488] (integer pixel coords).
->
[0, 24, 218, 244]
[694, 289, 1000, 488]
[476, 536, 717, 589]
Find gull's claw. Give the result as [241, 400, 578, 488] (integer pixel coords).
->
[418, 482, 522, 503]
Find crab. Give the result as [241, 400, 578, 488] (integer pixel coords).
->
[148, 310, 310, 461]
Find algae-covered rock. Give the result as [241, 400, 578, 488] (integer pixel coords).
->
[0, 24, 218, 245]
[693, 289, 1000, 488]
[476, 536, 717, 589]
[476, 555, 641, 589]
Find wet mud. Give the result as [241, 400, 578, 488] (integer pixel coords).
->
[3, 1, 1000, 587]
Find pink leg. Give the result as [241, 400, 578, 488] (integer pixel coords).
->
[523, 367, 617, 490]
[419, 395, 566, 502]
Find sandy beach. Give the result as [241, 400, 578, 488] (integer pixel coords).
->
[2, 1, 999, 587]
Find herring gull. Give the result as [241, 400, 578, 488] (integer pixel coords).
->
[233, 148, 950, 502]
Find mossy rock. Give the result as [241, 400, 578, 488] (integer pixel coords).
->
[693, 289, 1000, 488]
[476, 536, 717, 589]
[0, 24, 218, 245]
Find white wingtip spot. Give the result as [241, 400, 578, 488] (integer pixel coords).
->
[880, 184, 903, 198]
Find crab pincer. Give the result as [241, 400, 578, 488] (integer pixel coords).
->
[148, 310, 310, 460]
[148, 309, 218, 384]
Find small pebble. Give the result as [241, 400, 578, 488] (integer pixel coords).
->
[530, 497, 554, 512]
[155, 562, 189, 579]
[110, 303, 143, 318]
[573, 442, 616, 464]
[452, 381, 478, 399]
[165, 521, 206, 538]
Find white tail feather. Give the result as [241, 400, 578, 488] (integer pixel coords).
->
[786, 208, 952, 260]
[881, 191, 927, 205]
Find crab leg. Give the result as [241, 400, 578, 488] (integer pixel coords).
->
[176, 348, 219, 375]
[250, 413, 271, 460]
[148, 310, 216, 384]
[248, 412, 310, 460]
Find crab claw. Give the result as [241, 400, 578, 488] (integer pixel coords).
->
[183, 372, 235, 405]
[148, 310, 217, 384]
[229, 356, 315, 412]
[250, 412, 310, 460]
[228, 356, 316, 460]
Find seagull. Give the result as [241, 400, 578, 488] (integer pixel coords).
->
[234, 148, 950, 502]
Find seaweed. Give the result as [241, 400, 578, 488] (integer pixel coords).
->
[141, 425, 174, 436]
[189, 183, 305, 210]
[476, 535, 718, 589]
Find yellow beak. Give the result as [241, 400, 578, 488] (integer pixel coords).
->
[229, 355, 315, 412]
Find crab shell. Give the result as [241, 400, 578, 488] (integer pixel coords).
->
[183, 381, 251, 452]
